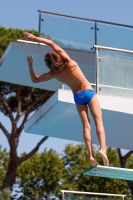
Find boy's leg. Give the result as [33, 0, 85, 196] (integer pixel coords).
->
[76, 104, 98, 167]
[88, 95, 109, 166]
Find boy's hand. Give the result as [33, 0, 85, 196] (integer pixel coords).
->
[27, 55, 33, 64]
[24, 32, 36, 41]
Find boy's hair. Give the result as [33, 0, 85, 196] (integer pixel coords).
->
[44, 52, 65, 72]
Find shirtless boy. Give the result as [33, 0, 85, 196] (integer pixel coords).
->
[24, 32, 109, 167]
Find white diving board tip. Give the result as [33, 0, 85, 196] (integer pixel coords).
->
[83, 165, 133, 181]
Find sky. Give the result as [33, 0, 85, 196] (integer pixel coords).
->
[0, 0, 133, 155]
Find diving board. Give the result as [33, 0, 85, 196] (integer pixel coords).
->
[83, 165, 133, 181]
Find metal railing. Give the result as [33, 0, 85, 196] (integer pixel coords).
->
[37, 10, 133, 29]
[94, 45, 133, 95]
[61, 190, 126, 200]
[37, 10, 133, 51]
[94, 45, 133, 54]
[37, 10, 133, 98]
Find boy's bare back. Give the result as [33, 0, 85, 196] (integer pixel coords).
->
[55, 59, 92, 94]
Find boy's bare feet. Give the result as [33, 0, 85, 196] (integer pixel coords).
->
[99, 150, 109, 166]
[90, 157, 99, 167]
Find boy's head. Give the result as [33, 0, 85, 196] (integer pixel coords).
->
[44, 52, 65, 72]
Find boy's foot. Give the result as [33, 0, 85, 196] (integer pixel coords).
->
[99, 150, 109, 166]
[90, 157, 99, 167]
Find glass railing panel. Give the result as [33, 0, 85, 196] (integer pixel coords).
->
[98, 50, 133, 98]
[40, 13, 95, 52]
[97, 23, 133, 50]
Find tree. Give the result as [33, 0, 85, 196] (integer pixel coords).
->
[62, 144, 130, 196]
[0, 27, 54, 189]
[0, 26, 37, 58]
[0, 146, 11, 199]
[12, 149, 65, 199]
[0, 188, 11, 200]
[0, 82, 54, 189]
[0, 146, 9, 187]
[117, 148, 133, 199]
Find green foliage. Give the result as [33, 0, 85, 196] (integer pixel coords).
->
[0, 146, 9, 187]
[0, 144, 131, 199]
[0, 188, 11, 200]
[126, 154, 133, 169]
[13, 149, 65, 199]
[0, 26, 38, 57]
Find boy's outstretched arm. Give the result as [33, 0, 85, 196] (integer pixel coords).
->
[27, 55, 56, 83]
[24, 32, 70, 61]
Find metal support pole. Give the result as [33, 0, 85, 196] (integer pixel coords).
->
[91, 22, 98, 50]
[96, 48, 99, 93]
[61, 84, 64, 89]
[38, 12, 41, 37]
[95, 22, 98, 45]
[62, 192, 64, 200]
[60, 190, 126, 199]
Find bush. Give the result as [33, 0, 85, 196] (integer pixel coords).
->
[0, 188, 11, 200]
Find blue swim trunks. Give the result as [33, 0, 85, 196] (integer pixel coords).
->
[74, 89, 95, 105]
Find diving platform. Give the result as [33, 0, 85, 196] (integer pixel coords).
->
[24, 89, 133, 151]
[83, 165, 133, 181]
[1, 41, 133, 151]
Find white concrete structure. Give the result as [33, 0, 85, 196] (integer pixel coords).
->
[24, 89, 133, 150]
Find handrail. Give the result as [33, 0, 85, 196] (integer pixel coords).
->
[94, 45, 133, 94]
[37, 10, 133, 29]
[61, 190, 126, 198]
[94, 45, 133, 54]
